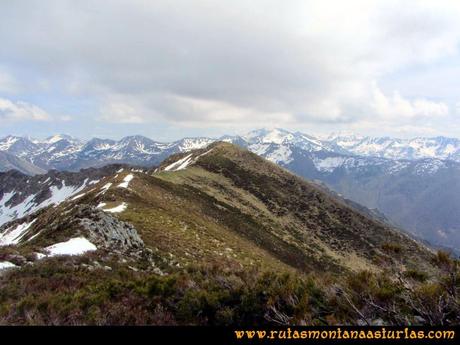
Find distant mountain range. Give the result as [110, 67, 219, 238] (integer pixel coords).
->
[1, 129, 460, 251]
[0, 134, 214, 172]
[327, 132, 460, 161]
[1, 129, 460, 173]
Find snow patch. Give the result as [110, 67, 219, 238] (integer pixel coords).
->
[0, 136, 19, 151]
[45, 237, 97, 257]
[312, 157, 346, 172]
[99, 182, 112, 194]
[0, 261, 17, 270]
[414, 160, 445, 175]
[386, 161, 410, 174]
[45, 135, 68, 144]
[265, 146, 293, 164]
[103, 202, 127, 213]
[45, 179, 89, 208]
[176, 157, 193, 170]
[27, 230, 43, 242]
[118, 174, 134, 188]
[177, 138, 213, 152]
[35, 253, 46, 260]
[197, 148, 214, 158]
[71, 192, 86, 200]
[248, 143, 270, 156]
[0, 219, 37, 246]
[164, 154, 193, 171]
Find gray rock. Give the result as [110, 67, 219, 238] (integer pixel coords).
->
[78, 208, 144, 253]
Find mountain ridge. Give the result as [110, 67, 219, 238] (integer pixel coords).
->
[2, 129, 460, 173]
[2, 142, 457, 326]
[2, 129, 460, 251]
[1, 141, 436, 272]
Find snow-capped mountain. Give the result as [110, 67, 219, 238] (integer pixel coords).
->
[1, 129, 459, 173]
[0, 135, 43, 158]
[0, 134, 84, 171]
[0, 135, 215, 172]
[240, 128, 340, 153]
[42, 134, 80, 145]
[234, 129, 460, 163]
[327, 133, 460, 162]
[236, 129, 460, 165]
[251, 140, 460, 180]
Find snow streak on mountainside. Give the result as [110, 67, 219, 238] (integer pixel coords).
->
[0, 176, 93, 228]
[0, 166, 124, 229]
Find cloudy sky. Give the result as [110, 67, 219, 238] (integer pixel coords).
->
[1, 0, 460, 140]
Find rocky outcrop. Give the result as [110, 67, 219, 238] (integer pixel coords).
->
[78, 208, 144, 254]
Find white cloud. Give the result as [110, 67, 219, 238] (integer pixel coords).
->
[0, 98, 50, 121]
[0, 69, 18, 93]
[0, 1, 460, 137]
[161, 95, 296, 127]
[372, 84, 449, 119]
[98, 93, 295, 127]
[98, 95, 148, 124]
[58, 115, 72, 122]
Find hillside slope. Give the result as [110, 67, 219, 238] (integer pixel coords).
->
[0, 151, 45, 175]
[268, 146, 460, 251]
[154, 143, 434, 273]
[0, 143, 457, 325]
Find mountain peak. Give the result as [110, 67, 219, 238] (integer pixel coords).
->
[0, 135, 21, 151]
[119, 135, 154, 142]
[153, 140, 435, 274]
[243, 128, 294, 144]
[44, 134, 77, 144]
